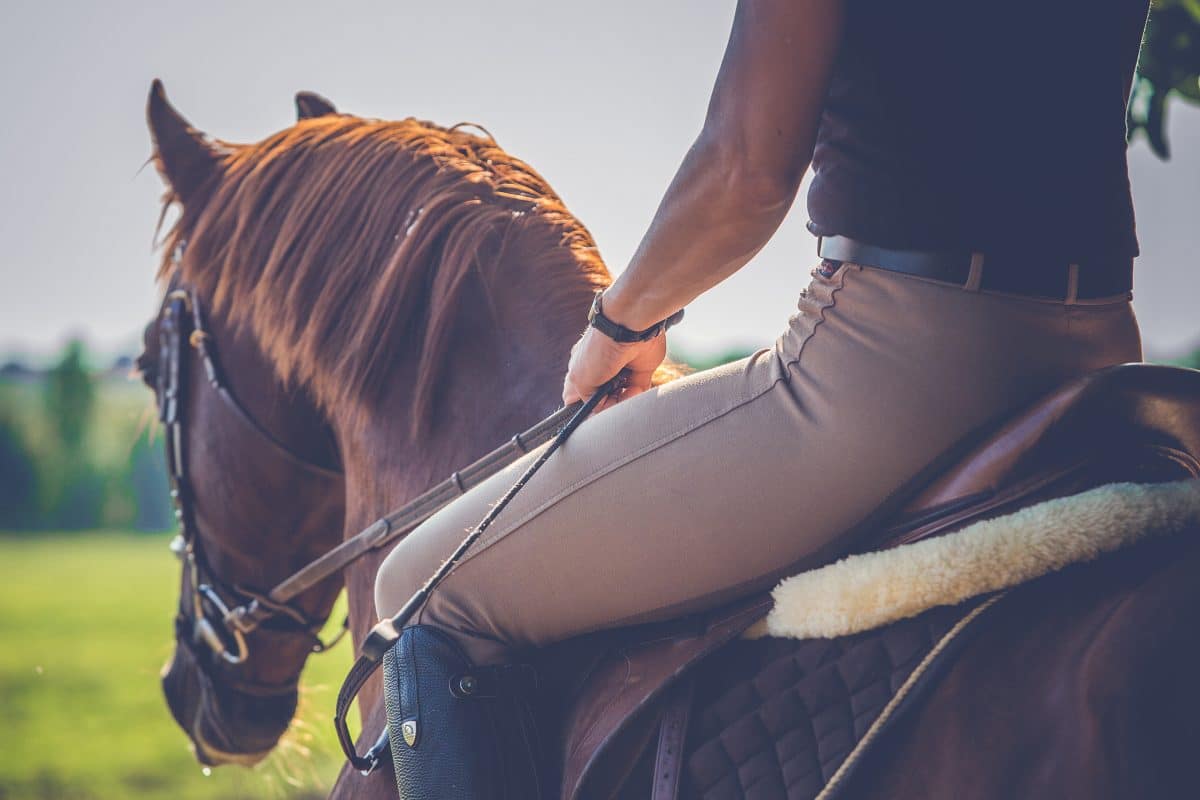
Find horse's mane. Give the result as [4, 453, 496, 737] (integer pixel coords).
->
[157, 115, 609, 431]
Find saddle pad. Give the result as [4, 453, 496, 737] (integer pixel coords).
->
[757, 478, 1200, 641]
[680, 596, 997, 800]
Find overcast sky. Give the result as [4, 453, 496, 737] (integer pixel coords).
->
[1, 0, 1197, 364]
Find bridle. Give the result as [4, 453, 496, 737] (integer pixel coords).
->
[155, 280, 346, 674]
[153, 255, 610, 773]
[153, 267, 583, 682]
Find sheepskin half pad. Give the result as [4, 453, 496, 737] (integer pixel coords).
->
[757, 479, 1200, 641]
[676, 479, 1200, 800]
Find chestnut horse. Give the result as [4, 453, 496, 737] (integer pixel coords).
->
[140, 81, 1200, 800]
[140, 80, 628, 794]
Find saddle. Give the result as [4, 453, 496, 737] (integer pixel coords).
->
[554, 363, 1200, 800]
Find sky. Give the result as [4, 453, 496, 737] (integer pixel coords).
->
[1, 0, 1197, 364]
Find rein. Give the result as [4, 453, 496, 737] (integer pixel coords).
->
[156, 279, 592, 674]
[158, 274, 622, 775]
[229, 394, 587, 635]
[334, 374, 621, 776]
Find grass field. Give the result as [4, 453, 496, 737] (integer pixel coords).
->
[0, 532, 356, 800]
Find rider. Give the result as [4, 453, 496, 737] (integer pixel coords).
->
[374, 0, 1149, 796]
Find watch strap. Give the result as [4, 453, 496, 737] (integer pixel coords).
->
[588, 291, 684, 343]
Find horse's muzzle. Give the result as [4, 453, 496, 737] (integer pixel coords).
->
[161, 641, 294, 766]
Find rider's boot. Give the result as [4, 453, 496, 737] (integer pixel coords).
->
[383, 625, 543, 800]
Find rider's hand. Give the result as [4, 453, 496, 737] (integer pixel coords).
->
[562, 326, 667, 409]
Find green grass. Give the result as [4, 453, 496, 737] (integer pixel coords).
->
[0, 532, 356, 800]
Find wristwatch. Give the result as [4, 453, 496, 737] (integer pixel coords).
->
[587, 290, 685, 343]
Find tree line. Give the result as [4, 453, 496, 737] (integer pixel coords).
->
[0, 340, 172, 532]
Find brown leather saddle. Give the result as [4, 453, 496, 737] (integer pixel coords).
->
[550, 363, 1200, 800]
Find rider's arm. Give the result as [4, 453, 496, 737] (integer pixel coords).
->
[601, 0, 845, 330]
[563, 0, 845, 404]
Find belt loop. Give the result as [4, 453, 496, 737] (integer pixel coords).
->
[1065, 263, 1079, 305]
[964, 253, 984, 292]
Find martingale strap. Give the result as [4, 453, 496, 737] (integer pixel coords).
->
[333, 375, 623, 775]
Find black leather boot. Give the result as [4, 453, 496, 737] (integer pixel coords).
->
[382, 625, 543, 800]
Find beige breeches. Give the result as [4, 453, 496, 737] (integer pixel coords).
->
[375, 261, 1142, 665]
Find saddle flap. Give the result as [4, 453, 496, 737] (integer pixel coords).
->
[560, 596, 772, 800]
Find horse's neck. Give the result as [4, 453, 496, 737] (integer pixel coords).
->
[325, 250, 600, 798]
[335, 262, 596, 628]
[339, 378, 561, 536]
[338, 302, 589, 526]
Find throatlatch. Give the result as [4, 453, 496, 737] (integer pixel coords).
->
[334, 374, 625, 779]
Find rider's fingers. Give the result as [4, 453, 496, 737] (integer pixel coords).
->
[562, 377, 584, 405]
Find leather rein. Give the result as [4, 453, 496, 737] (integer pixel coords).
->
[154, 277, 584, 681]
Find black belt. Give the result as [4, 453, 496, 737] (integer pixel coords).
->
[817, 235, 1133, 301]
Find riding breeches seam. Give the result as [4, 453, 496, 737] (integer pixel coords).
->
[442, 267, 850, 575]
[376, 260, 1143, 666]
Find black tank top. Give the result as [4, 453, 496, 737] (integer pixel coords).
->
[806, 0, 1151, 262]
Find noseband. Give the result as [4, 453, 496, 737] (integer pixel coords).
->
[156, 283, 346, 676]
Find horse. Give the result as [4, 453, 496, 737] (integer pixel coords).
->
[139, 78, 627, 789]
[138, 81, 1200, 799]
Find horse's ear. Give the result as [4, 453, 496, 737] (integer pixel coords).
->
[146, 79, 223, 203]
[296, 91, 338, 120]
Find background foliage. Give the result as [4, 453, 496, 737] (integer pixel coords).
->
[0, 341, 171, 534]
[1129, 0, 1200, 157]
